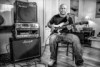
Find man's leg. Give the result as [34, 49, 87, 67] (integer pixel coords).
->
[64, 33, 84, 66]
[48, 33, 62, 66]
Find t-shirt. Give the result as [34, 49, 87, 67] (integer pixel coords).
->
[49, 14, 73, 33]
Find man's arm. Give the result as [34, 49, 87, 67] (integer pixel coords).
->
[68, 17, 77, 32]
[47, 21, 52, 28]
[47, 16, 56, 33]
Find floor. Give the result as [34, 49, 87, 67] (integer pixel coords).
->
[0, 44, 100, 67]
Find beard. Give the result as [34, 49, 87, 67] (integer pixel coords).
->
[60, 12, 66, 15]
[59, 12, 67, 17]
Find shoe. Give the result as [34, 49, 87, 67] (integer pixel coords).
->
[48, 59, 56, 66]
[76, 62, 85, 67]
[75, 59, 84, 66]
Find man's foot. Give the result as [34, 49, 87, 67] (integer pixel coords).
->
[76, 60, 85, 67]
[75, 59, 84, 66]
[48, 59, 56, 66]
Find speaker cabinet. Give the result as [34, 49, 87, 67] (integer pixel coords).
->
[14, 1, 37, 23]
[9, 37, 41, 62]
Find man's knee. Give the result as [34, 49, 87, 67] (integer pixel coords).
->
[50, 34, 58, 40]
[66, 34, 80, 43]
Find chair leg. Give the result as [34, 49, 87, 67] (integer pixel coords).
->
[66, 43, 69, 56]
[55, 43, 58, 64]
[66, 42, 75, 61]
[72, 43, 74, 61]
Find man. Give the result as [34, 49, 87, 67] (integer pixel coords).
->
[47, 4, 84, 67]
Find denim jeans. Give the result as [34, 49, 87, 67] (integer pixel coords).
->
[49, 33, 84, 65]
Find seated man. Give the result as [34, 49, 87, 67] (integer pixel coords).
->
[47, 4, 84, 67]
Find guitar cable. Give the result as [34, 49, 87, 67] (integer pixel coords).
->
[41, 34, 51, 57]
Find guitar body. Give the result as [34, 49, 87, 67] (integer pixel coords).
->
[50, 23, 64, 34]
[51, 22, 72, 34]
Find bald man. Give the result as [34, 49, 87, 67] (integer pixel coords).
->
[47, 4, 84, 67]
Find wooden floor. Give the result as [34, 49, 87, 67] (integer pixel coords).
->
[41, 45, 100, 67]
[0, 45, 100, 67]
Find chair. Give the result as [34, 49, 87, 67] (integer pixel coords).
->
[55, 41, 75, 64]
[55, 32, 85, 64]
[66, 41, 74, 61]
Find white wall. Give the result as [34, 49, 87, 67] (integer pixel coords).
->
[0, 1, 14, 54]
[78, 0, 100, 36]
[0, 4, 14, 26]
[44, 0, 59, 45]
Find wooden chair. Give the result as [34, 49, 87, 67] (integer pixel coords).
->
[55, 41, 75, 64]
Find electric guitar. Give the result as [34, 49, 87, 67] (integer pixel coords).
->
[51, 21, 88, 34]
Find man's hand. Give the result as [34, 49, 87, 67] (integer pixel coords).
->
[50, 23, 67, 33]
[67, 25, 72, 30]
[51, 25, 55, 32]
[53, 23, 64, 27]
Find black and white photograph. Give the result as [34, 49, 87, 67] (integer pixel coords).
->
[0, 0, 100, 67]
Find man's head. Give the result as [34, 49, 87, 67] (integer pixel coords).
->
[59, 4, 67, 16]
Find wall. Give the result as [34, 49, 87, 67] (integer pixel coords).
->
[44, 0, 59, 45]
[0, 1, 14, 54]
[78, 0, 100, 36]
[0, 4, 14, 26]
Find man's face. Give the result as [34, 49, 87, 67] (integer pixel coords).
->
[59, 5, 67, 15]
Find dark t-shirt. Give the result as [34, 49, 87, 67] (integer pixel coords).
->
[49, 14, 73, 33]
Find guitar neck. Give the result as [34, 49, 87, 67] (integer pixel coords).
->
[57, 23, 77, 29]
[56, 21, 88, 29]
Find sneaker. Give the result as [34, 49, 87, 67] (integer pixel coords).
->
[76, 62, 85, 67]
[48, 59, 56, 66]
[75, 59, 84, 66]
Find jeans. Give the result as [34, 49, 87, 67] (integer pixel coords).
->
[49, 33, 84, 66]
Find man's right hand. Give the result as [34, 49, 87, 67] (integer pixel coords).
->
[51, 25, 55, 32]
[50, 23, 65, 33]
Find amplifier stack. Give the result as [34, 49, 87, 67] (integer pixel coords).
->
[9, 1, 41, 62]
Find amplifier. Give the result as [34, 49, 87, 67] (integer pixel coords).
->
[15, 29, 40, 38]
[15, 23, 39, 29]
[9, 37, 41, 62]
[14, 23, 40, 38]
[14, 1, 37, 22]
